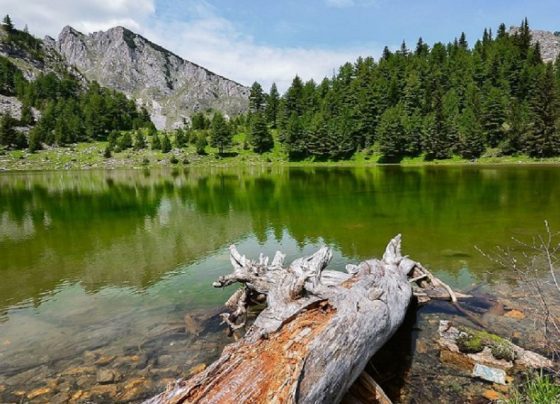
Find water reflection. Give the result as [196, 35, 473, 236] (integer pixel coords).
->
[1, 166, 560, 311]
[1, 166, 560, 401]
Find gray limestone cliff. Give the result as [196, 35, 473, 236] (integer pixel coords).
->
[56, 26, 249, 129]
[509, 26, 560, 63]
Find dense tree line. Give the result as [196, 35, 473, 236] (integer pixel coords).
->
[251, 19, 560, 160]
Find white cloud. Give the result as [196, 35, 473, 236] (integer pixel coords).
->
[0, 0, 154, 37]
[0, 0, 380, 92]
[144, 14, 378, 92]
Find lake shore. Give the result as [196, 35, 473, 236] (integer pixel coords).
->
[2, 141, 560, 171]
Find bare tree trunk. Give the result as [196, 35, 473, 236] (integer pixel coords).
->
[146, 235, 457, 404]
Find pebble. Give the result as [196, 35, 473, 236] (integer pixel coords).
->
[71, 390, 90, 401]
[83, 351, 97, 362]
[150, 366, 180, 378]
[482, 389, 501, 401]
[27, 387, 52, 400]
[118, 378, 152, 402]
[416, 340, 428, 354]
[61, 366, 96, 376]
[76, 375, 94, 388]
[90, 384, 118, 398]
[51, 392, 71, 403]
[96, 369, 118, 384]
[94, 354, 116, 366]
[504, 310, 525, 320]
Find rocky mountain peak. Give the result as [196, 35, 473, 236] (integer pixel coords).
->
[56, 25, 249, 129]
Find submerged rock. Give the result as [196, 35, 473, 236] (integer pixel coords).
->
[482, 389, 502, 401]
[472, 364, 507, 385]
[96, 369, 118, 384]
[94, 354, 116, 366]
[26, 386, 52, 400]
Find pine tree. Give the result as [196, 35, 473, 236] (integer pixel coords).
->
[134, 131, 146, 150]
[0, 113, 16, 147]
[107, 130, 119, 150]
[281, 76, 304, 127]
[161, 134, 172, 153]
[117, 132, 133, 150]
[28, 125, 42, 152]
[151, 133, 161, 150]
[191, 112, 208, 130]
[20, 102, 34, 125]
[2, 15, 13, 33]
[283, 113, 306, 158]
[305, 111, 330, 158]
[458, 106, 485, 159]
[210, 112, 232, 154]
[502, 100, 529, 155]
[422, 91, 452, 160]
[481, 86, 507, 147]
[377, 103, 407, 161]
[249, 82, 265, 113]
[249, 113, 273, 153]
[174, 128, 188, 148]
[458, 32, 468, 50]
[265, 83, 280, 128]
[195, 133, 207, 155]
[525, 64, 560, 157]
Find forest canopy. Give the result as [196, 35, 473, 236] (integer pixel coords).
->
[250, 19, 560, 161]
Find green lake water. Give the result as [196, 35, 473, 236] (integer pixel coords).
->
[0, 165, 559, 401]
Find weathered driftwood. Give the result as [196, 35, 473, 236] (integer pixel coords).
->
[146, 235, 459, 404]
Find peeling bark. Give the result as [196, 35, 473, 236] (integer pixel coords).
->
[146, 235, 459, 404]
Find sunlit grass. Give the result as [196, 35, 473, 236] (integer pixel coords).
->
[507, 372, 560, 404]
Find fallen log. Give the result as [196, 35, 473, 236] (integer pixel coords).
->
[146, 235, 460, 404]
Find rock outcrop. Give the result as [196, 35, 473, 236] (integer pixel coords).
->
[55, 26, 249, 129]
[509, 26, 560, 63]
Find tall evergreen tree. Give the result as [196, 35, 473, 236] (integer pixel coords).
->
[481, 86, 507, 147]
[0, 113, 16, 147]
[174, 128, 188, 148]
[458, 106, 485, 158]
[525, 64, 560, 157]
[265, 83, 280, 128]
[249, 82, 266, 113]
[210, 112, 232, 154]
[249, 112, 273, 153]
[134, 131, 146, 150]
[2, 15, 13, 32]
[20, 102, 34, 125]
[161, 134, 172, 153]
[377, 103, 407, 161]
[422, 91, 452, 159]
[151, 133, 161, 150]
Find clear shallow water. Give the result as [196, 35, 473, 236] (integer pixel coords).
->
[1, 166, 559, 401]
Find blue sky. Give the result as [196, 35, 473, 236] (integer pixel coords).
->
[3, 0, 560, 91]
[156, 0, 560, 49]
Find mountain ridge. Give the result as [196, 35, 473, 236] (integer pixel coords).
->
[54, 25, 249, 129]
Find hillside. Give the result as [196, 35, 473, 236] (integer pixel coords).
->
[55, 26, 249, 129]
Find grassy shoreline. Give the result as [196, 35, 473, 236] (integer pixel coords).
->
[2, 141, 560, 171]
